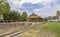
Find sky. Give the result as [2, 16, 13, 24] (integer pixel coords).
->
[7, 0, 60, 17]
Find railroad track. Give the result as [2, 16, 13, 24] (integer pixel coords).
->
[1, 22, 44, 37]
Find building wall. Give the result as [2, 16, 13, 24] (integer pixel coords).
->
[28, 18, 43, 22]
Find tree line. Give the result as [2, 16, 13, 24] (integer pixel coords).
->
[3, 11, 28, 22]
[0, 0, 28, 22]
[44, 10, 60, 22]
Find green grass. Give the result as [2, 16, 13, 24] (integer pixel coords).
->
[42, 22, 60, 37]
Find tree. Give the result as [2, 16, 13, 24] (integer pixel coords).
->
[48, 16, 52, 20]
[21, 12, 28, 21]
[44, 17, 48, 22]
[56, 10, 60, 20]
[3, 12, 9, 20]
[9, 11, 21, 21]
[0, 0, 10, 14]
[3, 11, 21, 21]
[52, 16, 57, 20]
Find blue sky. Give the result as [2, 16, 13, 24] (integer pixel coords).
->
[7, 0, 60, 17]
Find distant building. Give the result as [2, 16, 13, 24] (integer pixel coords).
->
[28, 13, 43, 22]
[59, 17, 60, 20]
[48, 19, 59, 22]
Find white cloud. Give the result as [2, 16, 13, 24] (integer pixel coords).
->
[7, 0, 57, 10]
[34, 4, 60, 17]
[8, 0, 56, 5]
[19, 0, 56, 4]
[7, 0, 60, 17]
[7, 0, 22, 7]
